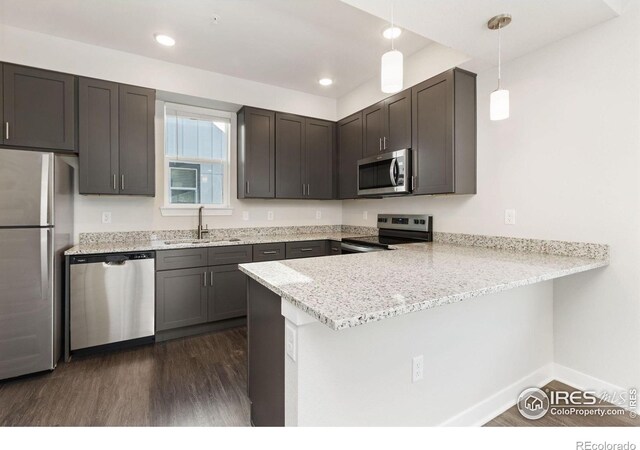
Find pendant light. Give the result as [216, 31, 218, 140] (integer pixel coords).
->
[488, 14, 512, 121]
[381, 1, 403, 94]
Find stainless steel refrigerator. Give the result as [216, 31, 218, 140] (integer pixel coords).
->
[0, 149, 74, 380]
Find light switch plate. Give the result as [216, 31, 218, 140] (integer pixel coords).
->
[315, 210, 322, 220]
[267, 211, 274, 221]
[504, 209, 516, 225]
[242, 211, 249, 221]
[412, 355, 424, 383]
[285, 323, 297, 362]
[101, 212, 112, 224]
[363, 211, 368, 220]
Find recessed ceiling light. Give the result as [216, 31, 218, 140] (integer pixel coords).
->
[154, 34, 176, 47]
[382, 26, 402, 40]
[319, 78, 333, 86]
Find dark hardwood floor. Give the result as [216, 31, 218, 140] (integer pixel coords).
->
[0, 327, 250, 426]
[485, 380, 639, 427]
[2, 329, 637, 427]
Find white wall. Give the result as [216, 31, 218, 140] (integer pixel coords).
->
[339, 4, 640, 391]
[0, 24, 343, 236]
[285, 282, 554, 426]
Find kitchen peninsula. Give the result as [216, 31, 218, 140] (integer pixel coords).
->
[240, 234, 609, 426]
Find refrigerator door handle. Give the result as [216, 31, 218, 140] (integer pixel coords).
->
[40, 154, 54, 226]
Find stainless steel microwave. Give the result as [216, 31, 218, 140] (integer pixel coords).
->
[357, 149, 411, 196]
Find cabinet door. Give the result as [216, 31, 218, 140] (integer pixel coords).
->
[3, 64, 76, 151]
[238, 107, 275, 198]
[385, 89, 412, 152]
[275, 113, 305, 199]
[78, 78, 119, 194]
[411, 71, 454, 195]
[0, 65, 3, 145]
[285, 240, 327, 259]
[156, 268, 208, 331]
[119, 84, 155, 196]
[337, 112, 363, 199]
[362, 101, 384, 157]
[208, 264, 248, 322]
[305, 118, 334, 199]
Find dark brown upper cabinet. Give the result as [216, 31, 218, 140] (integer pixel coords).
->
[362, 88, 411, 157]
[2, 64, 76, 152]
[238, 107, 276, 199]
[337, 111, 363, 199]
[78, 79, 155, 196]
[78, 78, 119, 194]
[118, 85, 155, 196]
[275, 113, 334, 200]
[304, 118, 335, 200]
[411, 68, 476, 195]
[275, 113, 305, 199]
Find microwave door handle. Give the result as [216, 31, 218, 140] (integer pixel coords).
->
[389, 158, 398, 186]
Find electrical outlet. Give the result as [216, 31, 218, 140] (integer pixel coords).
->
[267, 211, 274, 221]
[315, 210, 322, 220]
[504, 209, 516, 225]
[285, 323, 297, 361]
[412, 355, 424, 383]
[101, 212, 112, 224]
[242, 211, 249, 221]
[363, 211, 368, 220]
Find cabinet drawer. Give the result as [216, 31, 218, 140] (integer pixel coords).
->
[155, 267, 208, 331]
[327, 240, 342, 255]
[156, 248, 208, 271]
[253, 243, 286, 262]
[285, 240, 327, 259]
[208, 245, 253, 266]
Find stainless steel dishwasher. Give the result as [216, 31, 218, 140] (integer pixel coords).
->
[69, 252, 155, 352]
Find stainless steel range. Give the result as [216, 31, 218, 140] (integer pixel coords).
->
[341, 214, 433, 254]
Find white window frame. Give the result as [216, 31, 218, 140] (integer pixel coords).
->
[160, 102, 234, 216]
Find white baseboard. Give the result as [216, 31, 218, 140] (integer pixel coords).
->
[439, 363, 555, 427]
[440, 363, 631, 427]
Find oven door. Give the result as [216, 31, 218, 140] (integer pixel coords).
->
[357, 149, 411, 196]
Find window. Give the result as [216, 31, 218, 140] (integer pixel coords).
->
[164, 103, 231, 210]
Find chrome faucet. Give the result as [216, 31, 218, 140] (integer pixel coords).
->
[197, 206, 209, 240]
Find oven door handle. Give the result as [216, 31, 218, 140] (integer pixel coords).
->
[341, 242, 384, 253]
[389, 158, 398, 186]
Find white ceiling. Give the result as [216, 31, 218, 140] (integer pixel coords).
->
[0, 0, 432, 98]
[341, 0, 622, 72]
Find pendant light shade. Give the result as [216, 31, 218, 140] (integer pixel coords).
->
[490, 89, 510, 121]
[488, 14, 512, 121]
[381, 49, 403, 94]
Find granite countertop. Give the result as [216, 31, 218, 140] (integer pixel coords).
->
[239, 241, 609, 330]
[65, 232, 368, 256]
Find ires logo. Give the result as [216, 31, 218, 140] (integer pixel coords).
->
[548, 390, 598, 406]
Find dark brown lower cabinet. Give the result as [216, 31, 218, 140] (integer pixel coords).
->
[247, 278, 285, 427]
[208, 264, 248, 322]
[156, 267, 208, 331]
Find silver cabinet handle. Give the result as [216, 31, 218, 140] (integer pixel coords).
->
[383, 136, 388, 150]
[302, 184, 306, 196]
[4, 122, 9, 140]
[246, 181, 250, 195]
[411, 175, 416, 191]
[113, 174, 117, 191]
[210, 271, 214, 286]
[307, 184, 310, 197]
[203, 272, 207, 287]
[263, 250, 277, 255]
[121, 174, 125, 191]
[379, 137, 382, 151]
[300, 248, 313, 252]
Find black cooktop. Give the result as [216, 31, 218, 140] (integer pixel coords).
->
[342, 235, 424, 248]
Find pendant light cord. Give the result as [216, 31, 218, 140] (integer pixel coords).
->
[497, 23, 502, 89]
[391, 0, 395, 51]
